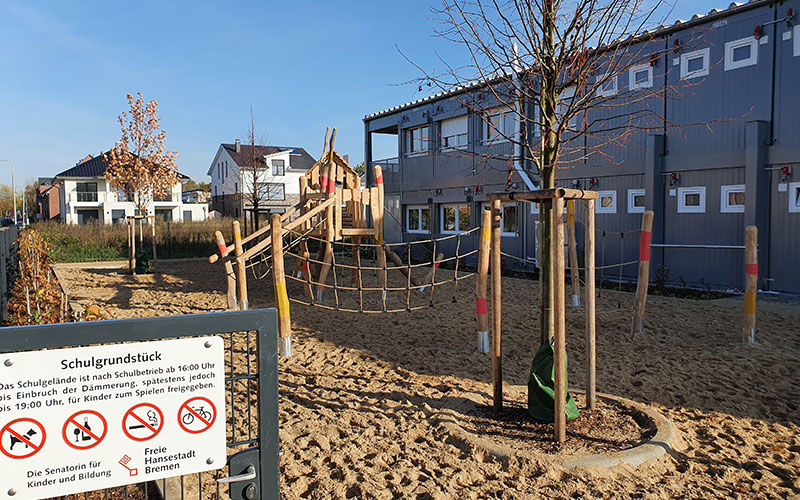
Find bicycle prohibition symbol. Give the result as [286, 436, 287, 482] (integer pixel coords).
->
[177, 397, 216, 434]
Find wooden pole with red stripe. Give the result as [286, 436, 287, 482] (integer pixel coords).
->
[215, 230, 237, 310]
[744, 226, 757, 344]
[271, 214, 292, 356]
[491, 199, 503, 414]
[632, 210, 654, 336]
[476, 207, 492, 353]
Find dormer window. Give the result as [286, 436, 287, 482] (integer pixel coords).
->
[272, 159, 285, 176]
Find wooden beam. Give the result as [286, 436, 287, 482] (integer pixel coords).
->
[487, 188, 599, 202]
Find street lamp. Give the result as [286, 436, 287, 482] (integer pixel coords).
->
[0, 159, 16, 225]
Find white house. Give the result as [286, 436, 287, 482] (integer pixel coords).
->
[54, 153, 209, 224]
[208, 139, 316, 218]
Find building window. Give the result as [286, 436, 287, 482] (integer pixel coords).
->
[794, 25, 800, 57]
[627, 189, 645, 214]
[183, 210, 192, 222]
[111, 209, 126, 224]
[681, 48, 710, 79]
[629, 64, 653, 90]
[407, 125, 429, 155]
[720, 184, 745, 213]
[440, 204, 471, 234]
[483, 203, 518, 236]
[725, 37, 758, 71]
[76, 182, 98, 202]
[258, 183, 285, 201]
[272, 159, 285, 176]
[677, 186, 706, 213]
[406, 205, 431, 234]
[598, 73, 617, 97]
[483, 107, 515, 144]
[225, 162, 228, 179]
[596, 190, 617, 214]
[788, 182, 800, 213]
[440, 116, 468, 150]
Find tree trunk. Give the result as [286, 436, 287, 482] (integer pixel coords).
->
[539, 165, 555, 345]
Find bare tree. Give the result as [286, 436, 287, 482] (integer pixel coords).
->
[237, 106, 273, 232]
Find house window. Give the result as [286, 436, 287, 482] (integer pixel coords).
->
[629, 64, 653, 90]
[627, 189, 645, 214]
[258, 182, 285, 201]
[483, 203, 518, 236]
[272, 159, 285, 176]
[440, 116, 468, 150]
[76, 182, 98, 202]
[483, 107, 515, 144]
[788, 182, 800, 213]
[681, 48, 710, 79]
[407, 125, 429, 155]
[720, 185, 745, 213]
[111, 209, 126, 224]
[596, 190, 617, 214]
[794, 25, 800, 57]
[183, 210, 192, 222]
[406, 205, 431, 234]
[225, 162, 228, 179]
[725, 37, 758, 71]
[677, 186, 706, 213]
[440, 204, 471, 234]
[598, 73, 617, 97]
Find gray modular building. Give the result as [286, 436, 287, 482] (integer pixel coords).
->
[363, 0, 800, 294]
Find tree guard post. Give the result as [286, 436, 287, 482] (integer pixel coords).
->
[490, 199, 503, 414]
[744, 225, 758, 344]
[476, 207, 492, 353]
[584, 199, 597, 410]
[150, 216, 157, 262]
[271, 214, 292, 357]
[566, 200, 581, 307]
[129, 218, 136, 275]
[632, 210, 654, 336]
[553, 197, 567, 444]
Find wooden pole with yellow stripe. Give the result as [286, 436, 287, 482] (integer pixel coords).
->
[233, 220, 248, 310]
[632, 210, 654, 336]
[744, 226, 757, 344]
[476, 207, 492, 353]
[271, 214, 292, 357]
[567, 200, 581, 307]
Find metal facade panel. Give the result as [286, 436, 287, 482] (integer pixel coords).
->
[768, 166, 800, 293]
[772, 0, 800, 156]
[661, 168, 746, 288]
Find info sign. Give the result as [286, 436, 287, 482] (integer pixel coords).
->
[0, 337, 226, 500]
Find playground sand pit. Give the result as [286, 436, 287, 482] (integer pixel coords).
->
[57, 260, 800, 499]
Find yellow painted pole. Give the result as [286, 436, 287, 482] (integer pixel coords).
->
[744, 226, 758, 344]
[271, 214, 292, 356]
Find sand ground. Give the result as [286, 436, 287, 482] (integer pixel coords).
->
[57, 260, 800, 499]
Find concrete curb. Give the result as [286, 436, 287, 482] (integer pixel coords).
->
[436, 387, 680, 470]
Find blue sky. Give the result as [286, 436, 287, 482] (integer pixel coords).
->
[0, 0, 722, 187]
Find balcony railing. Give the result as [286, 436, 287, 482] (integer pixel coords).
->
[76, 192, 98, 202]
[371, 157, 400, 184]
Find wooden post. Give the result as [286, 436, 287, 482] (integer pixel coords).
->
[418, 253, 443, 293]
[373, 166, 387, 301]
[476, 207, 492, 353]
[584, 199, 597, 410]
[293, 176, 309, 278]
[632, 210, 654, 336]
[233, 220, 248, 310]
[271, 214, 292, 356]
[128, 219, 135, 274]
[298, 239, 313, 299]
[553, 197, 567, 444]
[567, 200, 581, 307]
[315, 198, 335, 302]
[215, 230, 237, 310]
[150, 216, 157, 261]
[490, 199, 503, 414]
[744, 225, 758, 344]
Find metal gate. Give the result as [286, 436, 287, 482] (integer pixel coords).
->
[0, 309, 280, 500]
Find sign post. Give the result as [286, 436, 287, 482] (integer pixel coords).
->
[0, 337, 226, 500]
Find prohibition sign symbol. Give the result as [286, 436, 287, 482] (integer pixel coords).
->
[123, 403, 164, 442]
[1, 418, 46, 459]
[62, 410, 107, 450]
[177, 397, 216, 434]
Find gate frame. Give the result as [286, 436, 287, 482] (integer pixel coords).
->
[0, 309, 280, 500]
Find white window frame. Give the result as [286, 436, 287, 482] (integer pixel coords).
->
[596, 190, 617, 214]
[483, 202, 519, 237]
[789, 182, 800, 213]
[629, 64, 653, 90]
[598, 73, 617, 97]
[405, 205, 431, 234]
[627, 189, 646, 214]
[440, 116, 468, 151]
[677, 186, 706, 214]
[440, 203, 471, 234]
[482, 107, 514, 145]
[406, 125, 429, 156]
[681, 48, 710, 79]
[794, 25, 800, 57]
[720, 184, 745, 213]
[725, 37, 758, 71]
